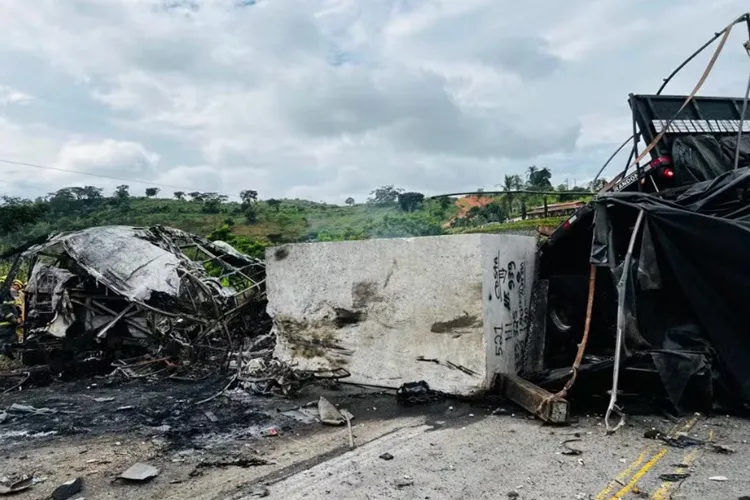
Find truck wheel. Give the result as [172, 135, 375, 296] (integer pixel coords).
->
[546, 273, 616, 366]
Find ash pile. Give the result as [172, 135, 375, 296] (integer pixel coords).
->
[0, 225, 291, 389]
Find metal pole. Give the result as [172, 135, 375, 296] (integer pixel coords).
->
[605, 210, 645, 434]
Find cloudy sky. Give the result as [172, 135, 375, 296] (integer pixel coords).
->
[0, 0, 748, 203]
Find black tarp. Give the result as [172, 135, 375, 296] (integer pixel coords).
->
[671, 135, 750, 185]
[592, 167, 750, 407]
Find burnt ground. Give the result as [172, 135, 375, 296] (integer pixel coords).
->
[1, 376, 277, 450]
[0, 373, 506, 500]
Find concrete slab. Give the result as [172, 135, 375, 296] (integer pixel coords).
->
[266, 234, 537, 396]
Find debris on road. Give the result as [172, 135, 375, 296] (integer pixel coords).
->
[51, 477, 83, 500]
[561, 439, 583, 456]
[0, 475, 33, 495]
[117, 463, 160, 483]
[194, 457, 272, 470]
[318, 396, 346, 426]
[379, 453, 394, 461]
[644, 429, 704, 448]
[395, 476, 414, 488]
[709, 476, 729, 482]
[496, 373, 569, 424]
[659, 473, 691, 482]
[248, 485, 270, 497]
[396, 381, 446, 406]
[711, 443, 737, 454]
[7, 403, 56, 415]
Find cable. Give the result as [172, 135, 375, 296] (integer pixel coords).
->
[734, 43, 750, 170]
[601, 15, 739, 193]
[656, 13, 749, 95]
[0, 158, 198, 192]
[590, 134, 636, 192]
[594, 13, 750, 188]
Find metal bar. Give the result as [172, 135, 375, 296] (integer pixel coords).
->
[605, 210, 645, 434]
[96, 303, 135, 339]
[496, 373, 569, 424]
[429, 189, 585, 199]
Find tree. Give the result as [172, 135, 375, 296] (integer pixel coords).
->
[145, 187, 160, 198]
[82, 186, 103, 200]
[240, 190, 258, 205]
[174, 191, 185, 200]
[345, 197, 355, 206]
[244, 204, 258, 224]
[202, 198, 221, 214]
[114, 185, 130, 201]
[526, 165, 552, 190]
[203, 192, 228, 203]
[479, 202, 507, 223]
[369, 185, 403, 205]
[188, 191, 204, 202]
[438, 196, 451, 211]
[501, 174, 521, 215]
[0, 196, 47, 233]
[267, 199, 282, 212]
[397, 192, 425, 212]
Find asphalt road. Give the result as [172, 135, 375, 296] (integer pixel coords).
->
[3, 381, 749, 500]
[244, 410, 750, 500]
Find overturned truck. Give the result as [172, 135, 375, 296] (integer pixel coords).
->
[2, 225, 269, 375]
[534, 14, 750, 417]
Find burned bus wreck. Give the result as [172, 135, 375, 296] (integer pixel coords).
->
[1, 226, 272, 377]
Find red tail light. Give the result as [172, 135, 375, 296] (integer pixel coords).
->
[650, 155, 672, 168]
[662, 167, 675, 179]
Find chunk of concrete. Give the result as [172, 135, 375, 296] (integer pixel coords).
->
[267, 234, 537, 397]
[118, 463, 159, 482]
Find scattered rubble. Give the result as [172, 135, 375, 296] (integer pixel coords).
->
[318, 396, 346, 426]
[51, 477, 83, 500]
[248, 485, 270, 498]
[0, 475, 32, 495]
[395, 476, 413, 488]
[659, 473, 691, 482]
[117, 463, 160, 483]
[561, 439, 583, 456]
[396, 381, 445, 406]
[711, 443, 737, 454]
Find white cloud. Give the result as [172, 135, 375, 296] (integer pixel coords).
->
[55, 139, 160, 177]
[0, 0, 747, 202]
[0, 85, 33, 107]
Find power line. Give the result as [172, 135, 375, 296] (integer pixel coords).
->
[0, 158, 198, 192]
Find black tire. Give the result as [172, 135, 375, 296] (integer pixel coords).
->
[545, 273, 617, 366]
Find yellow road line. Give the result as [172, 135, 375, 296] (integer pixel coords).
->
[595, 415, 700, 500]
[650, 448, 700, 499]
[651, 423, 712, 499]
[612, 448, 668, 498]
[595, 449, 652, 500]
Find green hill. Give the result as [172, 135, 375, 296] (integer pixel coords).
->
[0, 185, 585, 266]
